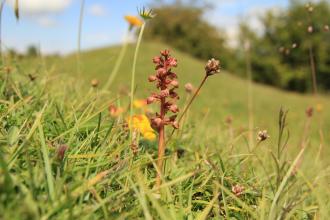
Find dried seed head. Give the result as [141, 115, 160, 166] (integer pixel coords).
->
[307, 25, 313, 33]
[305, 107, 313, 118]
[205, 58, 220, 76]
[324, 25, 329, 32]
[292, 43, 297, 49]
[184, 83, 194, 94]
[91, 79, 99, 88]
[232, 184, 245, 196]
[257, 130, 269, 141]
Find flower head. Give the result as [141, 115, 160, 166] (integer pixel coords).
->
[138, 7, 156, 20]
[127, 115, 156, 141]
[232, 184, 245, 196]
[125, 15, 143, 29]
[205, 58, 220, 76]
[257, 130, 269, 141]
[109, 104, 124, 117]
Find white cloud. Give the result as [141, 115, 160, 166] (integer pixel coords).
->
[88, 4, 107, 17]
[7, 0, 72, 15]
[36, 17, 57, 27]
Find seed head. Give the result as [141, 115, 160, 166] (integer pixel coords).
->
[324, 25, 329, 32]
[205, 58, 220, 76]
[257, 130, 269, 141]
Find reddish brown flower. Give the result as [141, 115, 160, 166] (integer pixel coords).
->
[232, 184, 245, 196]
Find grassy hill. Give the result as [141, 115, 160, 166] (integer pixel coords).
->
[41, 41, 329, 147]
[2, 41, 330, 219]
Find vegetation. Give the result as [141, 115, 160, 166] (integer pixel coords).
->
[145, 1, 330, 93]
[1, 41, 330, 219]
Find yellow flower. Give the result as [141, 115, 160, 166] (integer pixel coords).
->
[127, 115, 156, 141]
[133, 99, 147, 109]
[316, 103, 324, 113]
[124, 15, 143, 28]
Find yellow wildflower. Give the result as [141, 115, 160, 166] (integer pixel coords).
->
[316, 103, 323, 113]
[127, 115, 156, 141]
[124, 15, 143, 28]
[133, 99, 147, 109]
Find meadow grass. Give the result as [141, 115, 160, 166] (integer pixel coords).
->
[1, 41, 330, 219]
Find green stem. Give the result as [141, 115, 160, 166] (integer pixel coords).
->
[129, 24, 145, 130]
[103, 30, 129, 90]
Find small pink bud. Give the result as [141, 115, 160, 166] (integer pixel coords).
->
[172, 121, 179, 129]
[147, 96, 156, 104]
[169, 104, 179, 113]
[148, 75, 157, 82]
[167, 57, 177, 67]
[160, 49, 170, 56]
[232, 184, 245, 196]
[184, 83, 194, 93]
[152, 56, 161, 64]
[160, 89, 169, 98]
[152, 117, 162, 128]
[171, 80, 179, 88]
[157, 68, 167, 76]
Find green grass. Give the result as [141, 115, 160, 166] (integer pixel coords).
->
[1, 40, 329, 219]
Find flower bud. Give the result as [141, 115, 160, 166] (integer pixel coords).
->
[148, 75, 157, 82]
[157, 68, 167, 76]
[56, 145, 68, 161]
[160, 49, 170, 57]
[146, 96, 156, 104]
[184, 83, 194, 94]
[160, 89, 169, 98]
[172, 121, 179, 129]
[167, 57, 177, 67]
[305, 107, 313, 118]
[170, 80, 179, 88]
[152, 56, 161, 64]
[91, 79, 99, 88]
[232, 184, 244, 196]
[169, 104, 179, 113]
[152, 117, 162, 128]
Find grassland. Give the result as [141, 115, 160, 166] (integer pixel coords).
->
[1, 41, 329, 219]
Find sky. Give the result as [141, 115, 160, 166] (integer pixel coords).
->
[2, 0, 290, 54]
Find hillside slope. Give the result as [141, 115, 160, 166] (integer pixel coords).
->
[43, 41, 329, 146]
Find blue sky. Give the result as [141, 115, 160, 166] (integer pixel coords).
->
[2, 0, 289, 54]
